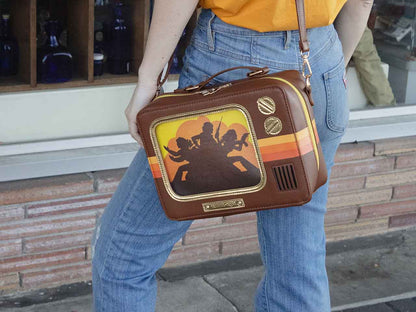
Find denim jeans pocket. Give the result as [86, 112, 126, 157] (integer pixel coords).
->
[323, 58, 349, 133]
[180, 38, 252, 89]
[211, 30, 252, 62]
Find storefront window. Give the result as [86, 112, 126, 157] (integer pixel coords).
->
[0, 1, 415, 148]
[349, 0, 416, 109]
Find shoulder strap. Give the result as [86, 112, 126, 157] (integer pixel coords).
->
[156, 0, 309, 93]
[295, 0, 309, 53]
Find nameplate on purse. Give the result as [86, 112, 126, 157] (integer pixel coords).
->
[202, 198, 245, 212]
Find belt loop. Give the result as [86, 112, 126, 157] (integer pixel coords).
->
[284, 30, 291, 50]
[207, 10, 216, 51]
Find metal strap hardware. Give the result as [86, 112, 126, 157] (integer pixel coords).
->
[184, 85, 201, 91]
[301, 52, 312, 88]
[247, 68, 269, 77]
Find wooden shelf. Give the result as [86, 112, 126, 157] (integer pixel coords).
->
[35, 77, 90, 90]
[0, 0, 150, 93]
[5, 0, 36, 88]
[0, 73, 187, 93]
[91, 72, 138, 85]
[0, 1, 199, 94]
[0, 76, 31, 93]
[68, 0, 94, 82]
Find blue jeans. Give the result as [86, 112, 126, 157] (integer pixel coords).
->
[91, 9, 349, 312]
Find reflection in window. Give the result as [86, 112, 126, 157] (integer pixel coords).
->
[346, 1, 415, 110]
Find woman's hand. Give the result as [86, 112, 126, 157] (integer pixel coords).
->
[124, 81, 158, 146]
[126, 0, 199, 145]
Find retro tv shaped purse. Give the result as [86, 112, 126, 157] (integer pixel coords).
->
[136, 0, 328, 221]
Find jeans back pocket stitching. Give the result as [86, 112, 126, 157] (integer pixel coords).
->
[324, 59, 348, 133]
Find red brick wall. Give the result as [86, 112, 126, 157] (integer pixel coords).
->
[1, 135, 416, 295]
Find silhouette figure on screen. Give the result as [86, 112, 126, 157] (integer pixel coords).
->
[164, 137, 198, 186]
[191, 122, 218, 148]
[163, 118, 261, 196]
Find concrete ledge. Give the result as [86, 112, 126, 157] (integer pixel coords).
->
[1, 110, 416, 182]
[0, 144, 139, 182]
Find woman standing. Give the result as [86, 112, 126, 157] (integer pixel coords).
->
[91, 1, 373, 311]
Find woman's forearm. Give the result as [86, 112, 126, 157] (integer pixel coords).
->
[334, 0, 374, 67]
[138, 0, 199, 85]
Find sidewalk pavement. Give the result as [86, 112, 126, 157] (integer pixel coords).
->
[1, 228, 416, 312]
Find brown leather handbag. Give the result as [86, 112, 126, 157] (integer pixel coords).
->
[136, 0, 327, 221]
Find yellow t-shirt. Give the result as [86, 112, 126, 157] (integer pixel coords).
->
[198, 0, 347, 32]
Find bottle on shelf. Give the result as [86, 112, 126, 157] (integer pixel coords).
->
[95, 0, 109, 6]
[37, 8, 51, 47]
[94, 21, 106, 55]
[37, 20, 73, 83]
[0, 14, 19, 77]
[107, 0, 131, 75]
[94, 53, 104, 76]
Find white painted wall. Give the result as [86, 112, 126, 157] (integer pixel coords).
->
[346, 63, 390, 110]
[0, 80, 180, 145]
[0, 84, 134, 144]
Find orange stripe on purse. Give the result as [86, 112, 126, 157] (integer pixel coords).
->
[148, 124, 315, 179]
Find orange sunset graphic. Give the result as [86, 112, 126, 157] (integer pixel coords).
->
[154, 109, 262, 196]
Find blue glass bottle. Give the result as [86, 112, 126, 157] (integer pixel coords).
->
[107, 0, 131, 74]
[37, 20, 73, 83]
[0, 14, 19, 76]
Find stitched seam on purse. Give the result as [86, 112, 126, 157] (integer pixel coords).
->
[145, 84, 292, 113]
[171, 198, 312, 221]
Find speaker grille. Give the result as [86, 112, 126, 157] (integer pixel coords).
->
[273, 164, 297, 191]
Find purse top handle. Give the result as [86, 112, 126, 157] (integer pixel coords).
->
[156, 0, 309, 93]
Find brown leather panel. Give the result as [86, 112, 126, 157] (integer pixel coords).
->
[154, 154, 313, 221]
[137, 69, 326, 220]
[316, 139, 328, 189]
[298, 83, 327, 190]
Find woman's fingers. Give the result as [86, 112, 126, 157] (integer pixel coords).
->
[125, 105, 143, 146]
[125, 82, 158, 147]
[128, 118, 143, 147]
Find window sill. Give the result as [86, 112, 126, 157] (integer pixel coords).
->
[1, 104, 416, 182]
